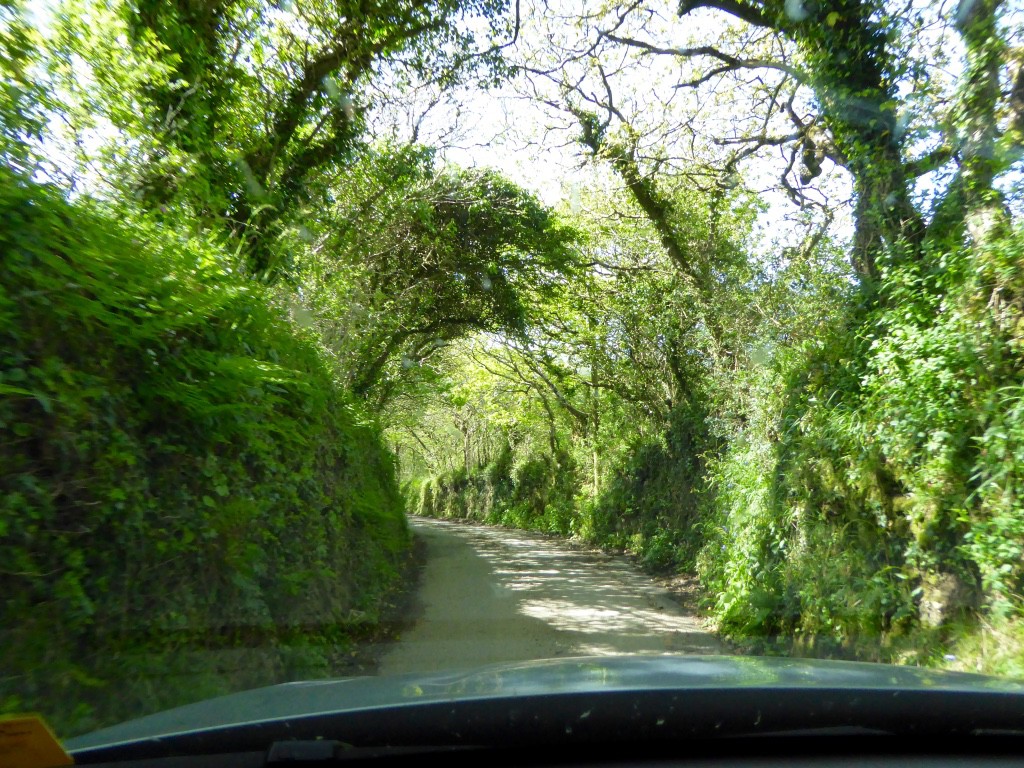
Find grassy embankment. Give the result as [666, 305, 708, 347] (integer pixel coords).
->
[1, 170, 409, 735]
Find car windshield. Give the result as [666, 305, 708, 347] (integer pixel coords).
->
[3, 0, 1024, 745]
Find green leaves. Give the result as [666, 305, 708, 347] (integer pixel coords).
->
[299, 146, 580, 404]
[45, 0, 516, 278]
[0, 1, 52, 169]
[0, 167, 408, 735]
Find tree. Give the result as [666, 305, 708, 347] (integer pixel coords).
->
[294, 145, 580, 405]
[51, 0, 514, 278]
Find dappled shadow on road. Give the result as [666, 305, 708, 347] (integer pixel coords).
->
[378, 517, 722, 675]
[461, 521, 723, 656]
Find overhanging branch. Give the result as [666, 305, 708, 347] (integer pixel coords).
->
[602, 32, 807, 85]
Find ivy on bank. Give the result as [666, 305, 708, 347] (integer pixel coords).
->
[0, 169, 408, 734]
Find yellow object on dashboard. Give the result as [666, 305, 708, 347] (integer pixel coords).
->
[0, 715, 73, 768]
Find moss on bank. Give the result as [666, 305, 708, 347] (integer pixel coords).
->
[0, 171, 408, 735]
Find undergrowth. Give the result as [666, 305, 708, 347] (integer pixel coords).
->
[0, 170, 408, 735]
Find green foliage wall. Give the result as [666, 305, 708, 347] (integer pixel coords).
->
[0, 169, 408, 734]
[414, 445, 576, 536]
[588, 402, 712, 571]
[412, 401, 710, 572]
[697, 228, 1024, 662]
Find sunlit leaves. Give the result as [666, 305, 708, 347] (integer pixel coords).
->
[0, 1, 51, 170]
[294, 144, 578, 404]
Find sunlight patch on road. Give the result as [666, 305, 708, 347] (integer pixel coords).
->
[519, 596, 700, 638]
[393, 518, 724, 665]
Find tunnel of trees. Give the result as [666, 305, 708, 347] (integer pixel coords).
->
[2, 0, 1024, 734]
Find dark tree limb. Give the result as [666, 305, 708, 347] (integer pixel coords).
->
[602, 32, 808, 85]
[678, 0, 774, 29]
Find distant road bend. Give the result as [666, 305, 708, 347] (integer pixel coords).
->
[378, 517, 724, 676]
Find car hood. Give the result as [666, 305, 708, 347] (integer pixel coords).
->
[67, 654, 1024, 754]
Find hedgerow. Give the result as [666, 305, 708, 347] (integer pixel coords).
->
[0, 169, 408, 734]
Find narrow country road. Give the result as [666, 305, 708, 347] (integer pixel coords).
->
[378, 517, 725, 676]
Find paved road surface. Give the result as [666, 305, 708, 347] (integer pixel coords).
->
[378, 517, 724, 676]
